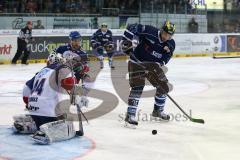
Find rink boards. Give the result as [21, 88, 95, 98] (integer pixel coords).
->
[0, 31, 240, 64]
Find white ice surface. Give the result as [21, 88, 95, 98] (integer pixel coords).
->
[0, 57, 240, 160]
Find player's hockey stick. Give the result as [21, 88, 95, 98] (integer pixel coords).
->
[165, 94, 204, 124]
[128, 53, 205, 124]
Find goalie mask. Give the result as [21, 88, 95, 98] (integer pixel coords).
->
[47, 52, 64, 65]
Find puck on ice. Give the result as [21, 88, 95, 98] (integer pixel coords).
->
[152, 130, 157, 135]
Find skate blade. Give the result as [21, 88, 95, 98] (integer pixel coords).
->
[124, 122, 137, 129]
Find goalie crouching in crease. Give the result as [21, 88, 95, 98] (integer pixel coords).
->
[12, 53, 89, 145]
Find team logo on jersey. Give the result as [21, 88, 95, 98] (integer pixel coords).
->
[27, 105, 39, 111]
[151, 51, 162, 59]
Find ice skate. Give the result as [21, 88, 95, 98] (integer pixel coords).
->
[124, 113, 138, 129]
[151, 110, 170, 121]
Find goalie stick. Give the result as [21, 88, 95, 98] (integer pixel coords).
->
[128, 52, 205, 124]
[55, 62, 89, 136]
[69, 62, 91, 135]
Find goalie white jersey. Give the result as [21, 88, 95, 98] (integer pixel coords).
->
[25, 63, 72, 117]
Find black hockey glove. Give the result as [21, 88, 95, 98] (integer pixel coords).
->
[121, 40, 133, 55]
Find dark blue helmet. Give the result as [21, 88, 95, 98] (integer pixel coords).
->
[69, 31, 81, 40]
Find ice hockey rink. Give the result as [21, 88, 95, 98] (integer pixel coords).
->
[0, 57, 240, 160]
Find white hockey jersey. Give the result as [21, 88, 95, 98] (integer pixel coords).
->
[24, 63, 73, 117]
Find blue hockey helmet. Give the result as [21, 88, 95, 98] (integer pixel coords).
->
[69, 31, 81, 40]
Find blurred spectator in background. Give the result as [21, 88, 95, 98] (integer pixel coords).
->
[125, 0, 138, 14]
[222, 18, 235, 32]
[65, 0, 72, 13]
[186, 0, 193, 14]
[235, 19, 240, 33]
[43, 0, 53, 13]
[39, 0, 43, 11]
[75, 0, 83, 13]
[0, 0, 240, 34]
[34, 20, 45, 29]
[0, 1, 4, 13]
[12, 1, 20, 13]
[91, 17, 98, 29]
[18, 0, 26, 13]
[26, 0, 37, 13]
[70, 0, 77, 13]
[226, 0, 233, 12]
[188, 17, 198, 33]
[104, 0, 117, 8]
[214, 23, 223, 33]
[228, 24, 235, 32]
[0, 0, 196, 14]
[166, 0, 174, 13]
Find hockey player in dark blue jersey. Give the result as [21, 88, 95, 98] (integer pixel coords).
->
[54, 31, 89, 82]
[121, 21, 176, 126]
[91, 23, 115, 69]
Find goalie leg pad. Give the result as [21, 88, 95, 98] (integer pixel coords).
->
[32, 120, 76, 144]
[12, 114, 37, 134]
